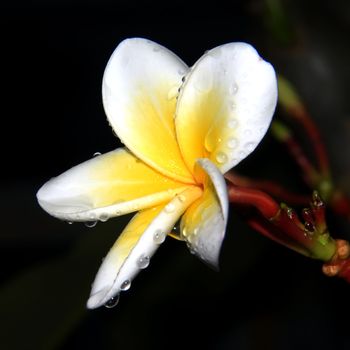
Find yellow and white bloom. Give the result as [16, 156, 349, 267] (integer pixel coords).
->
[37, 38, 277, 309]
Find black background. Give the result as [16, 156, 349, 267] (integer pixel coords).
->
[2, 1, 350, 349]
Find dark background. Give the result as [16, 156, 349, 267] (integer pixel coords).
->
[1, 0, 350, 349]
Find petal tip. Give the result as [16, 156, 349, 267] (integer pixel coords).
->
[36, 177, 90, 219]
[86, 287, 110, 309]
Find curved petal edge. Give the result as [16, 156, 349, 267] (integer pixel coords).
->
[87, 185, 202, 309]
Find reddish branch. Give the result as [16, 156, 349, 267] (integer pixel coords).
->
[226, 178, 350, 282]
[231, 76, 350, 283]
[287, 106, 330, 177]
[225, 172, 310, 206]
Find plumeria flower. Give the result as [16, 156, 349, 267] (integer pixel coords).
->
[37, 38, 277, 309]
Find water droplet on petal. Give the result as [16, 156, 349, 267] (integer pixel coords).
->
[132, 203, 140, 211]
[67, 221, 73, 225]
[216, 151, 228, 164]
[120, 279, 131, 291]
[228, 119, 238, 128]
[244, 129, 252, 137]
[167, 85, 179, 100]
[204, 134, 215, 153]
[229, 101, 236, 111]
[152, 46, 160, 52]
[186, 242, 196, 255]
[164, 203, 175, 213]
[99, 213, 109, 222]
[104, 294, 120, 308]
[153, 229, 166, 244]
[85, 221, 97, 228]
[178, 194, 186, 203]
[173, 222, 181, 235]
[137, 254, 150, 269]
[259, 126, 266, 134]
[229, 82, 239, 95]
[227, 137, 238, 149]
[239, 150, 247, 158]
[245, 142, 255, 152]
[93, 152, 101, 157]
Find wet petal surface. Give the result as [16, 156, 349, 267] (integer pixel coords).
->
[87, 186, 202, 309]
[102, 38, 193, 183]
[175, 42, 277, 174]
[37, 148, 189, 222]
[180, 159, 228, 269]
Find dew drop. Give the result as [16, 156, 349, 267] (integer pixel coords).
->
[216, 151, 228, 164]
[85, 221, 97, 228]
[93, 152, 101, 157]
[178, 194, 186, 203]
[204, 134, 215, 153]
[67, 221, 73, 225]
[186, 242, 196, 255]
[167, 85, 179, 100]
[137, 254, 150, 269]
[244, 129, 252, 137]
[153, 229, 166, 244]
[120, 279, 131, 291]
[228, 101, 236, 111]
[304, 221, 315, 233]
[238, 150, 247, 158]
[245, 142, 255, 152]
[286, 207, 295, 220]
[152, 46, 160, 52]
[173, 222, 181, 235]
[227, 137, 238, 149]
[229, 82, 239, 95]
[104, 294, 120, 308]
[165, 203, 175, 213]
[259, 126, 266, 134]
[227, 119, 238, 128]
[99, 213, 109, 222]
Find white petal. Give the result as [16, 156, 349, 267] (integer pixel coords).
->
[102, 38, 193, 183]
[175, 42, 278, 174]
[87, 186, 202, 309]
[37, 148, 188, 222]
[181, 159, 228, 269]
[196, 158, 228, 220]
